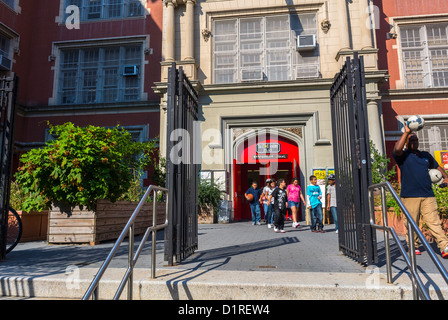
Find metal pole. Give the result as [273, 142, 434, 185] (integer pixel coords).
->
[381, 186, 393, 283]
[152, 189, 157, 279]
[407, 222, 418, 300]
[93, 287, 98, 300]
[127, 223, 134, 300]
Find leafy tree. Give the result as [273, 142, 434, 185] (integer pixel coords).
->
[14, 122, 156, 211]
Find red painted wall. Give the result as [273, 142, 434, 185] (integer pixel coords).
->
[7, 0, 163, 106]
[374, 0, 448, 162]
[1, 0, 163, 136]
[2, 1, 164, 186]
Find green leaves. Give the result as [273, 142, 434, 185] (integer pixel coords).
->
[370, 140, 396, 185]
[198, 179, 223, 214]
[14, 122, 156, 212]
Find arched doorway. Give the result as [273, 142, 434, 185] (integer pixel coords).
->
[232, 129, 301, 221]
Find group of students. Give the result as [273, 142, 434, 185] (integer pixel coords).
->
[245, 175, 339, 234]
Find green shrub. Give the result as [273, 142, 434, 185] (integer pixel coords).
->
[14, 122, 156, 212]
[433, 183, 448, 219]
[370, 140, 396, 185]
[198, 179, 223, 214]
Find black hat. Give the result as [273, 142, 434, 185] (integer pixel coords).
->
[328, 174, 336, 180]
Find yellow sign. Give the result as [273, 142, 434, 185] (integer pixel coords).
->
[312, 168, 335, 180]
[435, 150, 448, 171]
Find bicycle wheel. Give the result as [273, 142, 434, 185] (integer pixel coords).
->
[6, 207, 22, 254]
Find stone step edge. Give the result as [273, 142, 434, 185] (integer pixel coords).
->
[1, 268, 447, 300]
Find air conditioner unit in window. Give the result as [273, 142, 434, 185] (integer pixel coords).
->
[0, 55, 12, 71]
[297, 35, 316, 51]
[241, 69, 264, 82]
[123, 65, 139, 76]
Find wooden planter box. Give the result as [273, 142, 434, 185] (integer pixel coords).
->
[374, 209, 407, 237]
[198, 205, 216, 224]
[8, 210, 49, 242]
[48, 199, 167, 245]
[374, 209, 448, 243]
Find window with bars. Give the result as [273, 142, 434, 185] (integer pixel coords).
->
[400, 23, 448, 88]
[416, 124, 448, 157]
[64, 0, 144, 21]
[213, 13, 320, 84]
[59, 44, 142, 105]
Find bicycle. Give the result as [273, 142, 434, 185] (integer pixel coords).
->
[6, 207, 22, 254]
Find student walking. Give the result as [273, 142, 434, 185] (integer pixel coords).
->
[262, 179, 272, 225]
[245, 181, 263, 226]
[326, 174, 338, 233]
[269, 179, 288, 233]
[307, 175, 324, 233]
[263, 179, 274, 227]
[266, 179, 277, 228]
[287, 177, 306, 228]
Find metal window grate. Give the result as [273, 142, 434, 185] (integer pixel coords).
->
[213, 13, 319, 84]
[64, 0, 144, 21]
[59, 45, 142, 105]
[400, 23, 448, 88]
[416, 124, 448, 157]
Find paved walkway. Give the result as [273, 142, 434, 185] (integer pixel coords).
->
[1, 219, 448, 300]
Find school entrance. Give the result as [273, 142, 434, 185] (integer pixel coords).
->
[233, 130, 300, 221]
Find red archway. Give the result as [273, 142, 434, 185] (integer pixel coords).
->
[233, 133, 300, 221]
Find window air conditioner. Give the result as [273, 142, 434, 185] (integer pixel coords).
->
[0, 55, 12, 71]
[297, 35, 316, 51]
[123, 65, 139, 76]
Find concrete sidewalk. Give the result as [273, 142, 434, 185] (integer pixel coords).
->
[1, 220, 448, 300]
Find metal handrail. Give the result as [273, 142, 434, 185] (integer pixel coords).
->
[368, 181, 448, 300]
[82, 185, 169, 300]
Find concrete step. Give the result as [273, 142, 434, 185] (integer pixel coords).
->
[1, 267, 447, 300]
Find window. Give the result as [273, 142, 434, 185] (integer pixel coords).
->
[400, 23, 448, 88]
[0, 34, 10, 58]
[59, 44, 142, 105]
[416, 124, 448, 157]
[213, 13, 319, 84]
[1, 0, 14, 9]
[64, 0, 144, 21]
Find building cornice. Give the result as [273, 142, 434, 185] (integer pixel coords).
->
[17, 100, 160, 118]
[379, 88, 448, 100]
[154, 70, 388, 96]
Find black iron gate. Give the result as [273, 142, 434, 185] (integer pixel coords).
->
[165, 63, 200, 265]
[330, 53, 377, 265]
[0, 76, 19, 261]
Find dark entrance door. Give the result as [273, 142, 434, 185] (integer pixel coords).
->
[238, 162, 293, 221]
[240, 163, 268, 220]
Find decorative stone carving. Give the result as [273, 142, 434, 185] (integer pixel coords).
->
[321, 19, 331, 34]
[202, 28, 212, 42]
